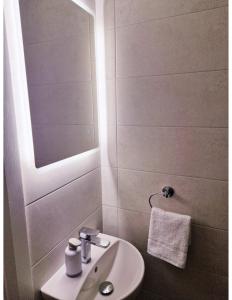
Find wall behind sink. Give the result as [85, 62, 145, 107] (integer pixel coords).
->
[17, 1, 102, 299]
[102, 1, 228, 299]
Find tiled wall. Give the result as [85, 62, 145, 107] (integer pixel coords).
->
[26, 169, 102, 300]
[17, 163, 102, 299]
[20, 0, 97, 167]
[18, 1, 102, 299]
[103, 1, 228, 299]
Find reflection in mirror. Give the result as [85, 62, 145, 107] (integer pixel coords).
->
[19, 0, 98, 168]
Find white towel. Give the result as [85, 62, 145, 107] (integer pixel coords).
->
[147, 207, 191, 269]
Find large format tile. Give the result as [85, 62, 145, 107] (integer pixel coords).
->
[101, 125, 117, 168]
[92, 80, 98, 148]
[89, 17, 96, 62]
[101, 167, 118, 207]
[118, 169, 228, 229]
[188, 225, 228, 276]
[142, 252, 228, 300]
[106, 80, 116, 125]
[118, 209, 228, 277]
[102, 205, 118, 236]
[25, 34, 91, 85]
[26, 169, 101, 265]
[29, 82, 94, 125]
[118, 209, 150, 251]
[105, 29, 116, 80]
[33, 125, 95, 167]
[32, 208, 102, 300]
[118, 126, 228, 180]
[20, 0, 90, 44]
[117, 70, 228, 127]
[104, 0, 115, 29]
[116, 7, 227, 77]
[115, 0, 227, 27]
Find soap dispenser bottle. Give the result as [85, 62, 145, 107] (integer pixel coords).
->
[65, 238, 82, 277]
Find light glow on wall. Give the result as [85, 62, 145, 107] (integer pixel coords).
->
[95, 0, 109, 167]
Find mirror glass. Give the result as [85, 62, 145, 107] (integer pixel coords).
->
[19, 0, 98, 168]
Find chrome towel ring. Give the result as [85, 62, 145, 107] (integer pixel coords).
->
[149, 186, 175, 208]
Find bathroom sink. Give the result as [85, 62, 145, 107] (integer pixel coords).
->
[41, 234, 145, 300]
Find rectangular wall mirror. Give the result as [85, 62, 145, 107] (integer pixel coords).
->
[19, 0, 98, 168]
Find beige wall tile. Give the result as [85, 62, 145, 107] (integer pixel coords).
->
[105, 1, 228, 298]
[118, 169, 228, 229]
[118, 126, 228, 180]
[93, 81, 98, 125]
[25, 35, 91, 85]
[102, 205, 118, 236]
[20, 0, 90, 44]
[116, 7, 227, 77]
[118, 209, 228, 277]
[188, 225, 228, 276]
[32, 208, 102, 300]
[29, 82, 94, 125]
[94, 79, 99, 147]
[105, 29, 116, 80]
[117, 70, 228, 127]
[102, 167, 118, 207]
[90, 18, 95, 58]
[26, 169, 101, 265]
[33, 125, 95, 167]
[102, 125, 117, 168]
[118, 209, 150, 251]
[115, 0, 227, 27]
[106, 80, 116, 125]
[94, 125, 99, 148]
[104, 0, 115, 29]
[142, 253, 228, 300]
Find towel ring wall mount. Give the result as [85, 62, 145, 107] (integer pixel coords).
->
[149, 186, 175, 208]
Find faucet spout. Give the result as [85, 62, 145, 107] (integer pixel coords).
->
[79, 227, 110, 264]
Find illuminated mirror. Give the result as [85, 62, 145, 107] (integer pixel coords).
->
[19, 0, 98, 168]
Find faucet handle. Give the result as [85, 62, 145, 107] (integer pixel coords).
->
[79, 227, 100, 240]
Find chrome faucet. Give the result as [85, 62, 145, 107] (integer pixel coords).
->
[79, 227, 110, 263]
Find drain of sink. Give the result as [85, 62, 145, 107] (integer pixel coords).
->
[99, 281, 114, 296]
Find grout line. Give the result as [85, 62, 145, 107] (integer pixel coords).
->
[24, 29, 90, 47]
[102, 202, 118, 208]
[117, 125, 228, 129]
[115, 68, 228, 80]
[25, 167, 99, 207]
[193, 223, 228, 232]
[117, 167, 228, 183]
[32, 123, 95, 127]
[28, 80, 92, 88]
[115, 5, 228, 29]
[31, 206, 101, 268]
[102, 203, 117, 208]
[117, 207, 228, 232]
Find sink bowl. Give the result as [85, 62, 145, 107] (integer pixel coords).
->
[41, 234, 145, 300]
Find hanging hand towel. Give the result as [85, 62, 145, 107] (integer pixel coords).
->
[147, 207, 191, 268]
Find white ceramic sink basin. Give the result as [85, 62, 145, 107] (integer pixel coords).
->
[41, 234, 145, 300]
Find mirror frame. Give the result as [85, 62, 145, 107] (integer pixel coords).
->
[4, 0, 101, 204]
